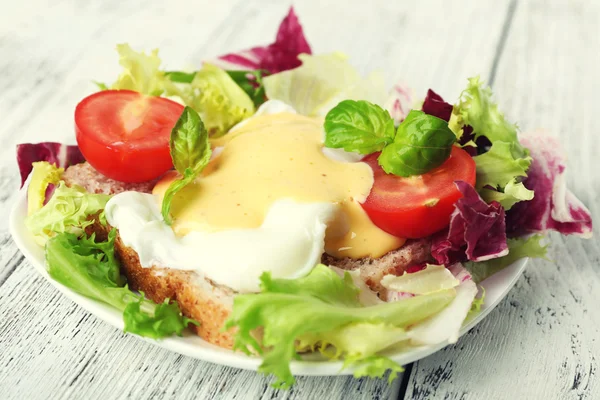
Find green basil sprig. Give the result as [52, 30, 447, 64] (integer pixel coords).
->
[324, 100, 396, 154]
[379, 110, 456, 176]
[324, 101, 456, 177]
[161, 106, 211, 225]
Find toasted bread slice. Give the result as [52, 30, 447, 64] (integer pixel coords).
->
[89, 218, 237, 348]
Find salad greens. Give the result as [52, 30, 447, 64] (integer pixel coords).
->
[27, 161, 63, 215]
[25, 181, 110, 245]
[162, 106, 211, 225]
[263, 53, 387, 117]
[108, 44, 167, 96]
[46, 230, 196, 338]
[466, 235, 548, 283]
[324, 101, 456, 177]
[225, 69, 268, 108]
[101, 45, 255, 136]
[225, 264, 456, 388]
[451, 77, 534, 208]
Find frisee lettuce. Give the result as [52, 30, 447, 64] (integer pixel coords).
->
[169, 64, 255, 137]
[45, 230, 197, 338]
[109, 44, 167, 96]
[27, 161, 63, 215]
[101, 45, 255, 136]
[225, 265, 455, 388]
[24, 182, 110, 245]
[452, 77, 533, 209]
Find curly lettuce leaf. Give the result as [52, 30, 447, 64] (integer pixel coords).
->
[453, 77, 536, 209]
[210, 7, 311, 74]
[225, 265, 455, 388]
[351, 355, 405, 384]
[480, 180, 534, 210]
[46, 231, 196, 338]
[474, 141, 534, 209]
[27, 162, 63, 215]
[25, 182, 110, 245]
[171, 64, 255, 137]
[466, 235, 548, 283]
[16, 142, 84, 187]
[263, 53, 386, 117]
[454, 76, 527, 157]
[109, 44, 167, 96]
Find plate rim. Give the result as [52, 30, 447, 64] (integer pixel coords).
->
[8, 187, 528, 376]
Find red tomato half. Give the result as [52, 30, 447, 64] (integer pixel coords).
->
[75, 90, 184, 183]
[361, 146, 476, 239]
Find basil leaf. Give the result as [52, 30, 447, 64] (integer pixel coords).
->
[165, 71, 196, 83]
[162, 106, 211, 224]
[324, 100, 396, 154]
[378, 110, 456, 177]
[226, 69, 268, 107]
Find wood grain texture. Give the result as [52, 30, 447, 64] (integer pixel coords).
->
[2, 0, 596, 399]
[405, 0, 600, 399]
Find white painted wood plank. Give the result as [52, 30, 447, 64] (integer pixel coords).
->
[0, 0, 510, 399]
[405, 0, 600, 399]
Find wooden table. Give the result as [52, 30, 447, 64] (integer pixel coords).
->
[1, 0, 598, 398]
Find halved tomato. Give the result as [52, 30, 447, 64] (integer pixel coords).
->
[75, 90, 184, 183]
[361, 146, 476, 239]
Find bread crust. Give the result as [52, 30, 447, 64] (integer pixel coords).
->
[90, 218, 237, 349]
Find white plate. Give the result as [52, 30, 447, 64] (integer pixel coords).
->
[9, 188, 527, 376]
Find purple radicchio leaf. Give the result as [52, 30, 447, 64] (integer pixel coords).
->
[210, 7, 311, 74]
[432, 181, 509, 264]
[16, 142, 84, 188]
[506, 132, 593, 238]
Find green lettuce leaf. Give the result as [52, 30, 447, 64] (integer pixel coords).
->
[454, 76, 526, 157]
[25, 182, 110, 245]
[45, 231, 196, 338]
[324, 100, 395, 154]
[225, 265, 455, 388]
[27, 161, 63, 215]
[378, 110, 456, 177]
[109, 44, 167, 96]
[381, 264, 460, 295]
[161, 106, 211, 224]
[480, 180, 534, 210]
[453, 76, 533, 208]
[170, 64, 255, 137]
[473, 141, 533, 209]
[351, 355, 405, 384]
[225, 69, 268, 108]
[263, 53, 386, 117]
[466, 235, 548, 283]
